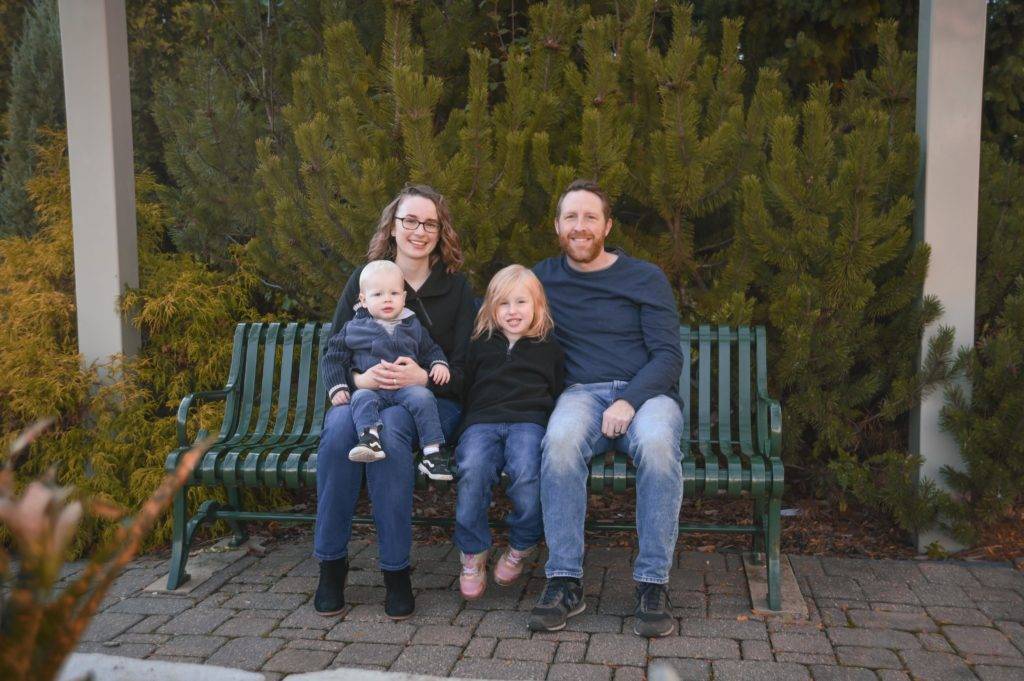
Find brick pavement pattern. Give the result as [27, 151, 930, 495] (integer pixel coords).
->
[72, 540, 1024, 680]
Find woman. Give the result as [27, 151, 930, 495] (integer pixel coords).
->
[314, 185, 475, 619]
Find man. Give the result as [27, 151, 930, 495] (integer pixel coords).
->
[531, 179, 685, 637]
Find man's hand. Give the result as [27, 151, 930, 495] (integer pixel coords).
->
[430, 364, 450, 385]
[331, 390, 350, 406]
[601, 399, 636, 438]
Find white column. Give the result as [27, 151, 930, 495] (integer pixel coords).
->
[57, 0, 139, 369]
[911, 0, 987, 552]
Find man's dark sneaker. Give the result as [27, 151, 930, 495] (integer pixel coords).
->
[633, 582, 675, 637]
[417, 448, 454, 481]
[382, 567, 415, 620]
[527, 577, 586, 632]
[313, 557, 348, 616]
[349, 429, 385, 463]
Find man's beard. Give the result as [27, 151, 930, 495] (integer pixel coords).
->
[559, 230, 605, 264]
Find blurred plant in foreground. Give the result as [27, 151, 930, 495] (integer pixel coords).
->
[0, 419, 207, 681]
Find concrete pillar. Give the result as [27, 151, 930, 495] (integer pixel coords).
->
[911, 0, 987, 552]
[57, 0, 139, 368]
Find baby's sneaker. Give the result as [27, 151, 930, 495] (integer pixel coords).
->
[493, 545, 536, 586]
[417, 448, 454, 481]
[459, 550, 489, 600]
[348, 429, 385, 463]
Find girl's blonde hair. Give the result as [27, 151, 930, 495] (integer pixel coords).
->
[473, 265, 554, 341]
[366, 184, 464, 273]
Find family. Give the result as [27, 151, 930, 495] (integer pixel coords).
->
[313, 180, 684, 638]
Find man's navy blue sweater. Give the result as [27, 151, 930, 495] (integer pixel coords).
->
[533, 250, 683, 410]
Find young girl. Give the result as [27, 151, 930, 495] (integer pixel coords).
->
[454, 265, 564, 599]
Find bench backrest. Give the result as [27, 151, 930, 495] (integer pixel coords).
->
[208, 323, 772, 492]
[212, 322, 334, 449]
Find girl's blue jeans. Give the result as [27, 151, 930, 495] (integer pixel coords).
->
[313, 397, 461, 570]
[453, 422, 545, 555]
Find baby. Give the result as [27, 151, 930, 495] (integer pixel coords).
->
[321, 260, 450, 468]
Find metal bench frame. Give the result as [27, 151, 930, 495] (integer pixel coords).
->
[165, 323, 784, 608]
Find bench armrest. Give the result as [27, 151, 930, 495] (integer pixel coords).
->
[756, 393, 783, 459]
[176, 389, 234, 447]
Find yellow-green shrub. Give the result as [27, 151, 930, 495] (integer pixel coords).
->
[0, 130, 265, 554]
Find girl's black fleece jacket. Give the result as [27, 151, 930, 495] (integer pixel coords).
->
[460, 332, 565, 435]
[329, 261, 476, 402]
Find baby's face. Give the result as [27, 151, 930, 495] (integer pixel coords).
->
[359, 271, 406, 321]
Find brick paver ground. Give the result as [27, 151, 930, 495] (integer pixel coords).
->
[71, 537, 1024, 680]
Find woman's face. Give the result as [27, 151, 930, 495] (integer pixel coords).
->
[391, 195, 441, 263]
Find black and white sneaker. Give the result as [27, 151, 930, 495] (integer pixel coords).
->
[527, 577, 586, 631]
[348, 429, 385, 463]
[632, 582, 675, 637]
[417, 449, 454, 481]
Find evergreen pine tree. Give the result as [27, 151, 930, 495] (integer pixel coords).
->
[255, 1, 559, 311]
[938, 145, 1024, 540]
[712, 22, 949, 530]
[151, 0, 339, 264]
[0, 1, 29, 118]
[256, 0, 788, 315]
[0, 0, 63, 237]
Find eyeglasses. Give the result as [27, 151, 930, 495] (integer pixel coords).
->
[395, 215, 441, 234]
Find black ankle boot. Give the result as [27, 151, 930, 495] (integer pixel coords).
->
[314, 558, 348, 615]
[382, 567, 414, 620]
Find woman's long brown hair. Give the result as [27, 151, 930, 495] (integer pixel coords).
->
[366, 184, 464, 273]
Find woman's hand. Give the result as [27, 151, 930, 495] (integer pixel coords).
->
[354, 358, 429, 390]
[379, 357, 429, 389]
[352, 364, 389, 390]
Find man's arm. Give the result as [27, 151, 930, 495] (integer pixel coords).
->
[618, 265, 683, 410]
[549, 340, 566, 400]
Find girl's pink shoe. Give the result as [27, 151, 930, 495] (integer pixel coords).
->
[493, 545, 536, 586]
[459, 551, 489, 600]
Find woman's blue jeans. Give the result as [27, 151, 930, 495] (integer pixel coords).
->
[314, 397, 461, 570]
[453, 422, 545, 555]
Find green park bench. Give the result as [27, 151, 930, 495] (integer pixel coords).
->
[165, 322, 785, 608]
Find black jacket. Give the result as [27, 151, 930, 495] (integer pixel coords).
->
[329, 261, 475, 401]
[460, 332, 565, 434]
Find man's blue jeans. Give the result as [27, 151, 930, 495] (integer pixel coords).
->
[454, 422, 545, 555]
[541, 381, 684, 584]
[313, 397, 461, 570]
[350, 386, 445, 447]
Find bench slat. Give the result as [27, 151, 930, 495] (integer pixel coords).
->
[737, 327, 767, 497]
[718, 325, 742, 496]
[697, 325, 718, 496]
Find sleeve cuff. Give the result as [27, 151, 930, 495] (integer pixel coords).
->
[429, 360, 449, 368]
[328, 384, 349, 398]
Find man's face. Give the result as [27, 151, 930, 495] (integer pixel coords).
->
[555, 190, 612, 265]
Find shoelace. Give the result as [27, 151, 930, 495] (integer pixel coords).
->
[638, 583, 669, 612]
[461, 555, 483, 577]
[504, 549, 527, 566]
[538, 579, 570, 606]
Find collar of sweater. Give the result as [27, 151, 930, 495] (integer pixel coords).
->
[409, 260, 457, 299]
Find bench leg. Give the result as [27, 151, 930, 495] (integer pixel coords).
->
[752, 497, 767, 559]
[766, 496, 782, 611]
[167, 487, 191, 590]
[225, 486, 249, 547]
